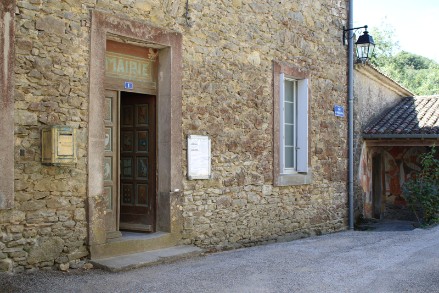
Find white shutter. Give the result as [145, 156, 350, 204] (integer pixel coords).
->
[279, 73, 285, 172]
[296, 79, 308, 172]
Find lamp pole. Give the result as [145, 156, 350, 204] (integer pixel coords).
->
[344, 2, 374, 230]
[347, 0, 354, 230]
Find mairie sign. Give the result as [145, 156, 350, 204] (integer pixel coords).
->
[105, 51, 155, 84]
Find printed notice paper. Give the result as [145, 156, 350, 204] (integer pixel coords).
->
[187, 135, 211, 180]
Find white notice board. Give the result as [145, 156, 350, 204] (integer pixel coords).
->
[187, 135, 211, 180]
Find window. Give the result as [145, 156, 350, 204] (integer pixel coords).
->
[273, 61, 311, 186]
[279, 75, 308, 174]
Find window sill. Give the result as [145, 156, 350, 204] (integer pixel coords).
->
[275, 169, 313, 186]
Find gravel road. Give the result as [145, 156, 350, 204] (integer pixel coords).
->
[1, 224, 438, 293]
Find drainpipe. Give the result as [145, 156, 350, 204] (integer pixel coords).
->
[348, 0, 355, 230]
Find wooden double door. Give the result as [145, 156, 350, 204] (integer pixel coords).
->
[104, 90, 156, 233]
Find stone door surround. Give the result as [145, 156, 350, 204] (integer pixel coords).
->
[0, 0, 15, 209]
[88, 10, 182, 247]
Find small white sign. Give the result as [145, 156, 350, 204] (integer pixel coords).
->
[124, 81, 134, 90]
[187, 135, 211, 180]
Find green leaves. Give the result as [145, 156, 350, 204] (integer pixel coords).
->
[368, 25, 400, 67]
[368, 25, 439, 95]
[402, 147, 439, 225]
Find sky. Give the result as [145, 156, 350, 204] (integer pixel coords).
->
[354, 0, 439, 63]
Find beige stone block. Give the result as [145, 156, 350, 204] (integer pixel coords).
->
[15, 39, 33, 52]
[232, 199, 247, 207]
[34, 179, 72, 193]
[15, 192, 32, 202]
[7, 249, 27, 257]
[28, 237, 64, 265]
[8, 225, 24, 234]
[35, 16, 65, 35]
[133, 0, 152, 11]
[26, 210, 55, 223]
[19, 200, 46, 211]
[74, 208, 85, 221]
[83, 263, 93, 270]
[63, 220, 76, 228]
[15, 110, 38, 126]
[232, 0, 242, 8]
[59, 262, 69, 271]
[247, 192, 260, 203]
[67, 249, 88, 261]
[46, 197, 70, 209]
[0, 211, 25, 224]
[0, 258, 12, 272]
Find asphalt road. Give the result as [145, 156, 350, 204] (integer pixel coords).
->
[1, 224, 438, 293]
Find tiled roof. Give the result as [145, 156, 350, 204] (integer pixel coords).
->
[363, 95, 439, 138]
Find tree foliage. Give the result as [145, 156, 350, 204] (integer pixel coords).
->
[367, 25, 439, 95]
[403, 147, 439, 225]
[368, 26, 400, 68]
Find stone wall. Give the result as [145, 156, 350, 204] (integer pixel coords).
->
[353, 64, 413, 220]
[1, 0, 92, 273]
[1, 0, 350, 273]
[179, 0, 349, 248]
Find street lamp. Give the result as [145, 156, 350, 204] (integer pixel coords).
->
[343, 25, 375, 63]
[343, 20, 376, 230]
[356, 29, 375, 63]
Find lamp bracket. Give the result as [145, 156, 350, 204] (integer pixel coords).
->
[343, 25, 368, 45]
[185, 0, 193, 27]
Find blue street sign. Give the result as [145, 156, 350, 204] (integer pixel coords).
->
[124, 81, 133, 90]
[334, 105, 344, 117]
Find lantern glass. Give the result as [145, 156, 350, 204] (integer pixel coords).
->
[356, 43, 375, 62]
[355, 30, 375, 63]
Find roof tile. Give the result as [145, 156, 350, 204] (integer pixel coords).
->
[363, 96, 439, 138]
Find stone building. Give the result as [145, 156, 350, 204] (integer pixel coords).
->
[1, 0, 351, 272]
[353, 64, 439, 221]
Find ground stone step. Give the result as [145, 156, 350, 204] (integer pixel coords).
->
[90, 245, 203, 272]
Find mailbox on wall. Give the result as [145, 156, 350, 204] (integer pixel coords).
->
[41, 126, 77, 165]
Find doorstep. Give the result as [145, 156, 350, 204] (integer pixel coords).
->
[89, 231, 180, 259]
[90, 245, 204, 272]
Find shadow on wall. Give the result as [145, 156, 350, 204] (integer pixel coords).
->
[382, 146, 425, 220]
[360, 146, 433, 221]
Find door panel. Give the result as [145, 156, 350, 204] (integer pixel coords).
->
[103, 89, 119, 234]
[119, 92, 156, 232]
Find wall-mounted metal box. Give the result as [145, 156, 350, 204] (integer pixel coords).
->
[41, 126, 77, 165]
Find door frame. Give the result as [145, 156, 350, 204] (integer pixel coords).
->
[372, 153, 383, 219]
[87, 11, 183, 249]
